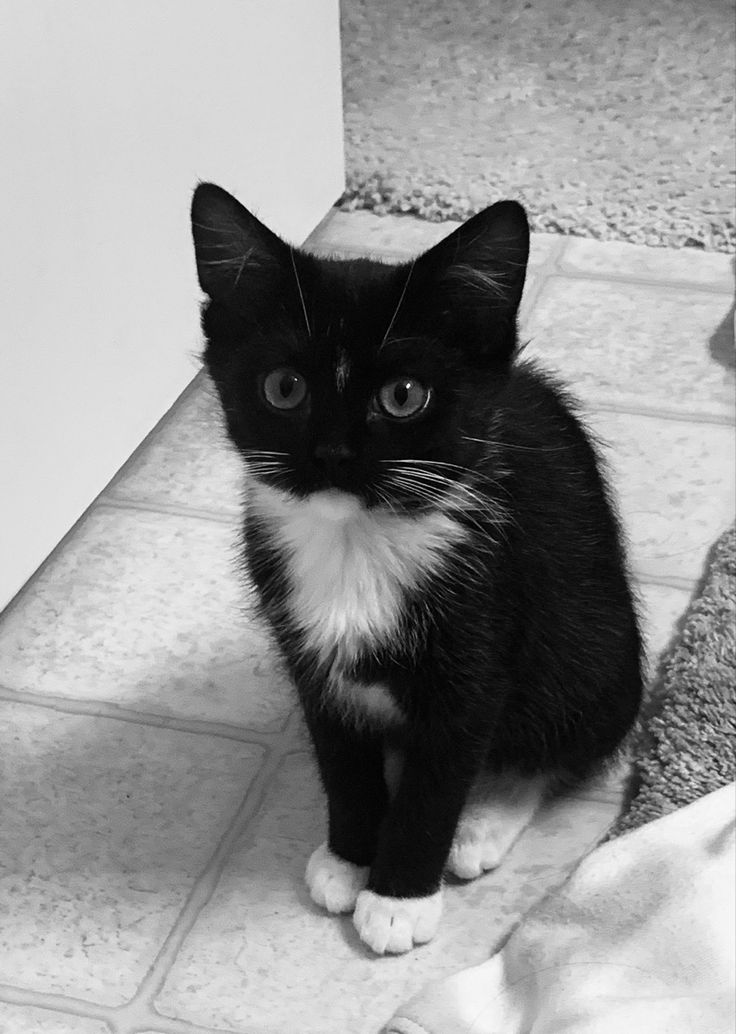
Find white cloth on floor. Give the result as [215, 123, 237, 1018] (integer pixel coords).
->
[387, 783, 736, 1034]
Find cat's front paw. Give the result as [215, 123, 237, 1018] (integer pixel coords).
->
[353, 888, 443, 955]
[305, 842, 369, 914]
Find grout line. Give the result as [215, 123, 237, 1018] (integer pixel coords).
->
[519, 268, 553, 317]
[632, 571, 697, 592]
[115, 998, 246, 1034]
[551, 265, 735, 295]
[0, 684, 292, 744]
[539, 234, 570, 271]
[96, 497, 241, 526]
[583, 400, 734, 426]
[125, 731, 297, 1009]
[0, 983, 117, 1027]
[0, 983, 245, 1034]
[125, 1015, 247, 1034]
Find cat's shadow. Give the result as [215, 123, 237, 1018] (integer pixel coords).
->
[709, 257, 735, 370]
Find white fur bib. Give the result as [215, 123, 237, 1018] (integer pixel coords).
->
[247, 484, 466, 675]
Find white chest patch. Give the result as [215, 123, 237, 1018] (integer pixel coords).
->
[329, 678, 403, 727]
[248, 484, 467, 670]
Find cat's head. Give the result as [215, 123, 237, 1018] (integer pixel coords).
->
[191, 183, 528, 513]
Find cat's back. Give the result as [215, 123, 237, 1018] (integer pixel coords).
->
[498, 357, 620, 529]
[484, 355, 636, 638]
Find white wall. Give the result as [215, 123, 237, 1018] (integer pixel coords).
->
[0, 0, 345, 609]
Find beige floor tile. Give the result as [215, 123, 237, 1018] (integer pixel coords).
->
[587, 410, 735, 583]
[637, 580, 693, 667]
[305, 209, 558, 268]
[109, 377, 243, 516]
[560, 238, 735, 291]
[525, 278, 735, 419]
[154, 750, 619, 1034]
[0, 1005, 109, 1034]
[0, 702, 263, 1005]
[0, 508, 292, 728]
[305, 208, 454, 257]
[518, 273, 538, 328]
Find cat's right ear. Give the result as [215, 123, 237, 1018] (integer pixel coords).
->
[190, 183, 287, 305]
[414, 200, 530, 361]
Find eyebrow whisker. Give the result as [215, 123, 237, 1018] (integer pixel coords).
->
[379, 260, 416, 352]
[290, 246, 311, 339]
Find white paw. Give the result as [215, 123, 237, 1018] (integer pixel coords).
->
[447, 829, 505, 879]
[447, 773, 548, 880]
[353, 888, 443, 954]
[305, 842, 369, 914]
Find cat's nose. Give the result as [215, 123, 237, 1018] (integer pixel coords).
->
[310, 442, 355, 477]
[313, 443, 356, 473]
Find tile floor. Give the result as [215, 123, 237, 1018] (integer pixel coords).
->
[0, 210, 734, 1034]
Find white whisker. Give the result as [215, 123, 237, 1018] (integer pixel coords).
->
[290, 246, 311, 338]
[379, 260, 416, 351]
[380, 461, 514, 545]
[461, 434, 570, 453]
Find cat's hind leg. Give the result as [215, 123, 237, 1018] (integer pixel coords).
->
[447, 770, 549, 880]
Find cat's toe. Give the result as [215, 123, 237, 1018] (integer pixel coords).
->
[447, 838, 485, 879]
[353, 889, 442, 955]
[305, 842, 369, 914]
[447, 833, 505, 879]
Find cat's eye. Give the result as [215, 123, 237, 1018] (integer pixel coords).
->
[377, 378, 430, 419]
[262, 368, 308, 410]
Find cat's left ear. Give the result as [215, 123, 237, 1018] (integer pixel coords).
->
[417, 200, 530, 358]
[190, 182, 288, 308]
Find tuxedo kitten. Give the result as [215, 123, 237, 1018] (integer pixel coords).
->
[191, 183, 642, 955]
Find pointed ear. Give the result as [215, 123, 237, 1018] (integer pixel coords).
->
[190, 182, 287, 305]
[418, 200, 529, 358]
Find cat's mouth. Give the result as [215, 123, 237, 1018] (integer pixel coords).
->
[244, 460, 441, 517]
[303, 487, 439, 523]
[305, 489, 364, 521]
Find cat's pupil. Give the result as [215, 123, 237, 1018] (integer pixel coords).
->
[280, 373, 297, 398]
[394, 382, 410, 406]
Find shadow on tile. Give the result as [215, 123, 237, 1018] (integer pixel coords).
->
[0, 700, 263, 1005]
[709, 260, 735, 370]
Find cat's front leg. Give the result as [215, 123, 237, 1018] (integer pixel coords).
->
[354, 732, 485, 955]
[300, 703, 389, 915]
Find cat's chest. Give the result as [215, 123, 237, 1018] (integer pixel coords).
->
[248, 484, 466, 670]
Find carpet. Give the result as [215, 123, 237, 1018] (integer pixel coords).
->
[614, 523, 736, 836]
[340, 0, 735, 251]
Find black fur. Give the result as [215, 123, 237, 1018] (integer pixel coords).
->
[191, 182, 642, 899]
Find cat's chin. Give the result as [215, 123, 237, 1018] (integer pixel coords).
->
[306, 488, 365, 521]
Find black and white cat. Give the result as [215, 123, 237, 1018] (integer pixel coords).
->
[191, 183, 642, 955]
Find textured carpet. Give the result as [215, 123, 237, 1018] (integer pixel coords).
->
[613, 524, 736, 836]
[340, 0, 735, 251]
